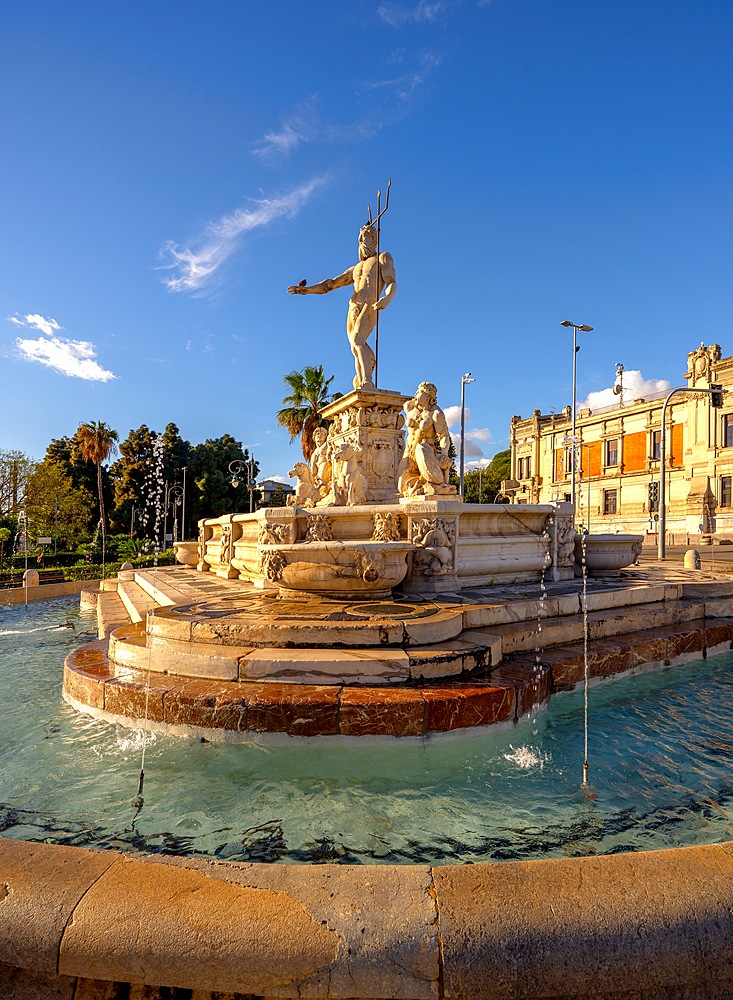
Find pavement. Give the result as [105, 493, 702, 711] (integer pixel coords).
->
[638, 541, 733, 572]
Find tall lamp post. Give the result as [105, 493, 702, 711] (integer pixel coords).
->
[560, 320, 593, 520]
[130, 506, 144, 539]
[162, 484, 183, 549]
[229, 456, 257, 514]
[181, 466, 187, 541]
[459, 372, 475, 499]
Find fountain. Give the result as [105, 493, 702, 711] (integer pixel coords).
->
[5, 194, 733, 998]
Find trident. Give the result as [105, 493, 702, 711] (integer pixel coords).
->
[366, 178, 391, 388]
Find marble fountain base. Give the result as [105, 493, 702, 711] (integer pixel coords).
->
[64, 563, 733, 741]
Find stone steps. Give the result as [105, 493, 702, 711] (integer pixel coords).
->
[116, 580, 158, 624]
[63, 616, 733, 739]
[96, 591, 129, 639]
[490, 599, 706, 655]
[133, 570, 193, 608]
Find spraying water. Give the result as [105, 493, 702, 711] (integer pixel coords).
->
[580, 529, 590, 787]
[133, 433, 166, 823]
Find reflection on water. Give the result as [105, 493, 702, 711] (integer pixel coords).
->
[2, 596, 733, 864]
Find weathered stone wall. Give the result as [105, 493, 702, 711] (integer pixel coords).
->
[2, 838, 733, 999]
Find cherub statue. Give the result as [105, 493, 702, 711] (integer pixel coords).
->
[397, 382, 458, 497]
[288, 195, 397, 390]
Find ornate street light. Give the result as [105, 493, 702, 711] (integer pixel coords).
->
[162, 484, 183, 547]
[229, 456, 258, 513]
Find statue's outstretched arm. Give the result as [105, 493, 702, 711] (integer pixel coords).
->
[288, 265, 355, 296]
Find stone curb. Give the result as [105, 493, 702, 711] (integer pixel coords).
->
[2, 838, 733, 998]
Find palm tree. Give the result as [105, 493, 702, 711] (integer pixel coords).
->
[76, 421, 119, 536]
[276, 365, 336, 460]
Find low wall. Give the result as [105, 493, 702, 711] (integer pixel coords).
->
[0, 579, 98, 606]
[2, 837, 733, 999]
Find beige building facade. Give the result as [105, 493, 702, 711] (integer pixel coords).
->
[508, 343, 733, 542]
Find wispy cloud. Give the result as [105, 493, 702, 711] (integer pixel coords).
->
[253, 52, 441, 163]
[377, 1, 447, 27]
[8, 314, 116, 381]
[366, 50, 442, 101]
[580, 371, 671, 411]
[160, 177, 327, 294]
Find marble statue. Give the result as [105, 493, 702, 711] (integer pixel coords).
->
[309, 426, 333, 502]
[287, 222, 397, 390]
[287, 462, 319, 507]
[397, 382, 458, 497]
[333, 440, 368, 506]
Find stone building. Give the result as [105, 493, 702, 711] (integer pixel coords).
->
[507, 343, 733, 541]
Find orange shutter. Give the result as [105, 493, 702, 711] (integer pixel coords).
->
[669, 423, 684, 467]
[579, 442, 602, 476]
[623, 431, 646, 472]
[555, 449, 565, 481]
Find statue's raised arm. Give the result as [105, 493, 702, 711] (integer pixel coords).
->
[287, 193, 397, 390]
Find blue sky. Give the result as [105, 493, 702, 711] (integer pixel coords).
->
[2, 0, 732, 478]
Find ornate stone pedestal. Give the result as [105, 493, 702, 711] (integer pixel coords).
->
[319, 387, 409, 504]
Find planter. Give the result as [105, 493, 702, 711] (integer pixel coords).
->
[261, 540, 413, 598]
[173, 541, 198, 568]
[574, 533, 644, 575]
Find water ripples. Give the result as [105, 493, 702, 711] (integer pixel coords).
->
[2, 597, 733, 863]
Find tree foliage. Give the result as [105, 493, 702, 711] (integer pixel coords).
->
[76, 421, 119, 535]
[0, 449, 35, 516]
[187, 435, 257, 522]
[276, 365, 335, 460]
[462, 449, 512, 504]
[24, 459, 95, 548]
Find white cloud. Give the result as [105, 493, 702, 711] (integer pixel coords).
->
[443, 404, 492, 460]
[580, 370, 671, 411]
[378, 2, 447, 27]
[9, 313, 62, 336]
[450, 434, 485, 458]
[467, 426, 492, 443]
[253, 123, 306, 162]
[160, 177, 327, 294]
[443, 404, 465, 429]
[15, 336, 117, 381]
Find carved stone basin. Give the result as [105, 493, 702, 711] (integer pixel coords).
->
[574, 533, 644, 576]
[260, 540, 413, 598]
[173, 541, 198, 567]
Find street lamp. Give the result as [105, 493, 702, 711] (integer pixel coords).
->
[162, 484, 183, 548]
[130, 506, 145, 538]
[229, 456, 258, 513]
[560, 320, 593, 519]
[459, 372, 475, 499]
[181, 466, 187, 541]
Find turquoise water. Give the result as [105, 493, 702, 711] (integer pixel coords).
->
[1, 596, 733, 864]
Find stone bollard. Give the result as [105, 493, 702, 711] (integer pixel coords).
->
[22, 569, 39, 587]
[118, 561, 135, 582]
[684, 548, 701, 570]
